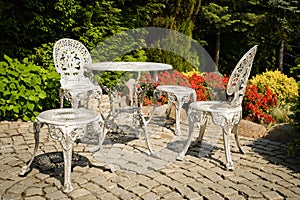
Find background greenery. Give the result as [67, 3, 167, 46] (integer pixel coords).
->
[1, 0, 299, 76]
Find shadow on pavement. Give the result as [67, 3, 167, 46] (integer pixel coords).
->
[29, 152, 107, 185]
[249, 137, 300, 173]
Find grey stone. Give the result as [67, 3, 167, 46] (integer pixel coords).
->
[68, 188, 91, 199]
[262, 191, 284, 200]
[142, 192, 160, 200]
[238, 119, 267, 138]
[25, 187, 44, 196]
[45, 190, 68, 199]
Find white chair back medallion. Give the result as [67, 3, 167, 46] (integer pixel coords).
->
[53, 38, 92, 87]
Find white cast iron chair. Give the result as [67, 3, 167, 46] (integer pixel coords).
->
[53, 38, 102, 109]
[177, 45, 258, 170]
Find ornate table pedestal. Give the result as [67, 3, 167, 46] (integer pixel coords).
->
[19, 108, 105, 193]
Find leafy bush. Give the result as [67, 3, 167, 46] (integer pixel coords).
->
[289, 90, 300, 154]
[271, 106, 291, 123]
[288, 64, 300, 154]
[250, 70, 299, 106]
[27, 42, 55, 68]
[0, 55, 60, 121]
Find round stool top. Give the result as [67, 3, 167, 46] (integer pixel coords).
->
[156, 85, 195, 94]
[36, 108, 99, 126]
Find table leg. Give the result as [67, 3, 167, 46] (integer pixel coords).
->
[19, 121, 42, 176]
[138, 111, 161, 158]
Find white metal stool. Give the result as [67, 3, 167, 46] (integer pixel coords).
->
[152, 85, 196, 135]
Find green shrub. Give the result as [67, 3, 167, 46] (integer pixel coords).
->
[288, 64, 300, 154]
[27, 42, 55, 69]
[289, 88, 300, 154]
[0, 55, 60, 121]
[250, 69, 298, 106]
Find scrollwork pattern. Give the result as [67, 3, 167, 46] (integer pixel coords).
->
[211, 111, 241, 133]
[49, 125, 87, 151]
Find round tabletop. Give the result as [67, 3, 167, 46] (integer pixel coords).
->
[36, 108, 99, 126]
[86, 62, 173, 72]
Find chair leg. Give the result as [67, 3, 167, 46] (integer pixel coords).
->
[85, 93, 90, 109]
[96, 91, 103, 115]
[72, 96, 79, 109]
[19, 121, 42, 176]
[177, 114, 195, 161]
[233, 124, 245, 154]
[59, 89, 64, 108]
[196, 117, 208, 145]
[222, 124, 234, 170]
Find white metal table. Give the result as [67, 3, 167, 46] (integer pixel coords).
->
[86, 62, 173, 155]
[19, 108, 105, 193]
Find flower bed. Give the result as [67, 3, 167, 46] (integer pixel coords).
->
[143, 69, 279, 125]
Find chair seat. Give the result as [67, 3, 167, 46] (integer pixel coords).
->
[189, 101, 242, 113]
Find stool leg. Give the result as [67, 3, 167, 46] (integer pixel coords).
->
[174, 100, 183, 136]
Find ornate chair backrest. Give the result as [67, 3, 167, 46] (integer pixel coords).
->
[226, 45, 258, 107]
[53, 38, 92, 87]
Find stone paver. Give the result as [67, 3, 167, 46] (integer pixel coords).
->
[1, 102, 300, 199]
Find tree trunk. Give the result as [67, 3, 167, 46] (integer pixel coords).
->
[215, 31, 221, 69]
[278, 40, 284, 72]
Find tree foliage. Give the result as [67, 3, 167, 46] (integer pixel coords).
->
[1, 0, 299, 75]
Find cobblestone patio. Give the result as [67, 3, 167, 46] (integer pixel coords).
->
[1, 99, 300, 200]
